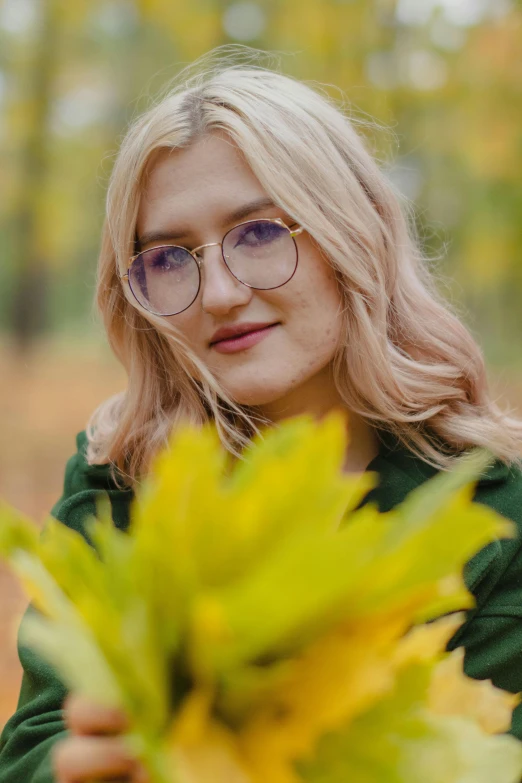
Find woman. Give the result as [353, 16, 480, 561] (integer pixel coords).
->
[2, 49, 522, 783]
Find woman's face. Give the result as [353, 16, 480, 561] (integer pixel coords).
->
[135, 132, 345, 419]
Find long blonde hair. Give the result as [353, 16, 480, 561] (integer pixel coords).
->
[87, 46, 522, 486]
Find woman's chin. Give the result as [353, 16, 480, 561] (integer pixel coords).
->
[223, 382, 291, 409]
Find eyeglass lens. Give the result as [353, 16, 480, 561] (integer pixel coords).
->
[128, 220, 298, 316]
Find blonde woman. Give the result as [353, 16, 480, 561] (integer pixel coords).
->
[2, 49, 522, 783]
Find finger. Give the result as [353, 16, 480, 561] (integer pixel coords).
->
[106, 764, 151, 783]
[64, 694, 129, 736]
[83, 779, 131, 783]
[53, 735, 135, 782]
[132, 763, 152, 783]
[88, 779, 132, 783]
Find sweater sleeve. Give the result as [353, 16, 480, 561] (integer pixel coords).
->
[0, 435, 132, 783]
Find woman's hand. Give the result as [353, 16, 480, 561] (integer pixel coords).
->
[52, 693, 150, 782]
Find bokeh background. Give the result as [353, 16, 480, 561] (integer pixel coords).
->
[1, 0, 521, 730]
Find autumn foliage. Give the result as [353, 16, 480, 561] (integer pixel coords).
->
[1, 414, 522, 783]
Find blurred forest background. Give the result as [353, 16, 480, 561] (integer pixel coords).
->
[1, 0, 521, 729]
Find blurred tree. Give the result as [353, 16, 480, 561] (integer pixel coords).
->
[8, 0, 60, 351]
[0, 0, 520, 360]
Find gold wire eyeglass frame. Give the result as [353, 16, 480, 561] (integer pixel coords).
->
[119, 217, 304, 316]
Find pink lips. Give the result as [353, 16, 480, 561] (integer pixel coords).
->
[210, 323, 280, 354]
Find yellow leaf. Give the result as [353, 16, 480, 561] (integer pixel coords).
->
[393, 614, 465, 667]
[237, 604, 420, 779]
[170, 715, 252, 783]
[430, 648, 521, 735]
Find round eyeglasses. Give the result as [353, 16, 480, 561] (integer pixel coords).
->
[120, 218, 304, 317]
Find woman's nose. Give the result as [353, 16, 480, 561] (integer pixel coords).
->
[199, 245, 253, 315]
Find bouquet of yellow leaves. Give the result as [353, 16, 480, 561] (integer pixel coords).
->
[1, 414, 522, 783]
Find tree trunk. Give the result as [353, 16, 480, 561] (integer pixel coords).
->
[10, 0, 59, 353]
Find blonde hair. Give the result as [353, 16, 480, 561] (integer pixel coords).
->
[87, 46, 522, 486]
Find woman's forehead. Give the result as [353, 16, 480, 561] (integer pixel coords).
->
[144, 133, 254, 193]
[137, 135, 279, 239]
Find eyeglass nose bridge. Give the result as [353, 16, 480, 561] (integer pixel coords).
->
[191, 241, 222, 261]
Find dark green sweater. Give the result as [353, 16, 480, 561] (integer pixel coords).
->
[2, 430, 522, 782]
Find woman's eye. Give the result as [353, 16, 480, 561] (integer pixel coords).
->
[149, 248, 191, 271]
[150, 254, 171, 271]
[238, 222, 282, 246]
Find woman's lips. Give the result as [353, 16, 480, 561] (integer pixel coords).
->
[210, 323, 280, 354]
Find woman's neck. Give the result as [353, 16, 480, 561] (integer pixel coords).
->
[341, 412, 380, 474]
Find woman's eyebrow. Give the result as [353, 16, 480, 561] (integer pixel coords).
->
[137, 197, 278, 247]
